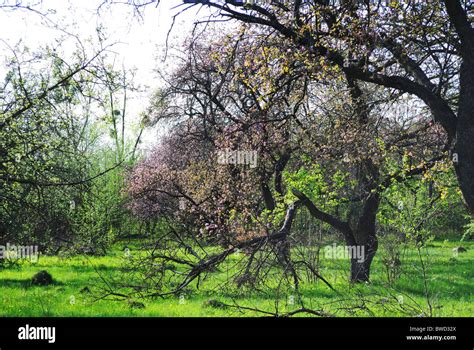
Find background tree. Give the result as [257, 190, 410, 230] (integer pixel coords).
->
[0, 31, 143, 254]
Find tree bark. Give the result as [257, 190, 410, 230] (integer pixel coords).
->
[349, 234, 378, 283]
[350, 157, 380, 282]
[348, 194, 380, 282]
[454, 61, 474, 214]
[443, 0, 474, 214]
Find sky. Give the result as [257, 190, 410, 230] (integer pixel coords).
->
[0, 0, 217, 149]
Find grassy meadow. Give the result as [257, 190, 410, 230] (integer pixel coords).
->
[0, 239, 472, 317]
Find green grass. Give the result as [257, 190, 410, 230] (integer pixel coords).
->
[0, 239, 472, 317]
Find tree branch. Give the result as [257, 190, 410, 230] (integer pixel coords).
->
[291, 188, 353, 240]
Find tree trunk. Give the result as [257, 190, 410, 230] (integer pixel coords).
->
[455, 132, 474, 215]
[350, 190, 380, 283]
[350, 235, 378, 282]
[454, 61, 474, 215]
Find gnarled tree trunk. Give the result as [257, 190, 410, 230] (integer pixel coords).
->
[454, 62, 474, 214]
[349, 235, 378, 283]
[348, 191, 380, 283]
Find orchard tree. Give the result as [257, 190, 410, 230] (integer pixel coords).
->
[160, 0, 474, 215]
[125, 27, 448, 292]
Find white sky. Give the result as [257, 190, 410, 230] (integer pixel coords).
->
[0, 0, 217, 149]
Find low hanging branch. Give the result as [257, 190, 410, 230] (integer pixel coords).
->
[144, 201, 336, 298]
